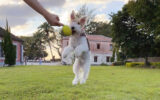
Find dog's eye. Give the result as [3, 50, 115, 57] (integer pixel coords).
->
[78, 22, 80, 25]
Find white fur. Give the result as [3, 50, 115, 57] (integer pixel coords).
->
[62, 11, 91, 85]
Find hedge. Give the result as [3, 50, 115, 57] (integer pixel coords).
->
[126, 62, 160, 68]
[112, 61, 125, 66]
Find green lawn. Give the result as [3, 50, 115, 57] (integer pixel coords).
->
[0, 66, 160, 100]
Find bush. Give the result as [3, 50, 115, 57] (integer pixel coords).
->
[151, 62, 160, 68]
[112, 61, 125, 66]
[126, 62, 160, 68]
[100, 63, 109, 66]
[126, 62, 144, 67]
[2, 24, 16, 66]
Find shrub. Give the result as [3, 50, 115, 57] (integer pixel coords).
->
[112, 61, 125, 66]
[151, 62, 160, 68]
[2, 23, 16, 66]
[100, 63, 109, 66]
[126, 62, 144, 67]
[126, 62, 160, 68]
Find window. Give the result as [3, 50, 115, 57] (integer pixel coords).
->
[106, 56, 110, 62]
[110, 44, 113, 51]
[97, 43, 100, 49]
[0, 42, 4, 57]
[94, 56, 98, 62]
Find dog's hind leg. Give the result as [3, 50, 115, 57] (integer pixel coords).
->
[80, 61, 90, 84]
[80, 53, 91, 84]
[72, 58, 80, 85]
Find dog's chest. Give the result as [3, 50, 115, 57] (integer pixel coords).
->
[70, 36, 81, 48]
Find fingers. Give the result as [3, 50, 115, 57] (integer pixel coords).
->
[56, 22, 64, 26]
[46, 14, 63, 26]
[56, 16, 60, 21]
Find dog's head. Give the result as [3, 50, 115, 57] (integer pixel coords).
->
[70, 10, 86, 35]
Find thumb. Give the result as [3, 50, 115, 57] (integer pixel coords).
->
[56, 22, 64, 26]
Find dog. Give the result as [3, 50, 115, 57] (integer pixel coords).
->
[62, 11, 91, 85]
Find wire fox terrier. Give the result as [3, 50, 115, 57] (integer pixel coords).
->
[62, 11, 91, 85]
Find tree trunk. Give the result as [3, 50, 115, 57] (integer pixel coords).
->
[48, 42, 54, 59]
[144, 56, 150, 67]
[57, 48, 61, 58]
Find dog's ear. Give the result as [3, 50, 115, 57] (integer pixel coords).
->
[71, 10, 75, 21]
[80, 17, 86, 26]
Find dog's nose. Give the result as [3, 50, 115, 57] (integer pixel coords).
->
[71, 27, 75, 30]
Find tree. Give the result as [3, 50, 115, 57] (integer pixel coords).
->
[20, 32, 48, 60]
[91, 21, 112, 37]
[127, 0, 160, 42]
[52, 30, 62, 58]
[127, 0, 160, 56]
[77, 5, 112, 36]
[111, 5, 155, 66]
[38, 22, 55, 59]
[76, 5, 96, 34]
[2, 20, 16, 66]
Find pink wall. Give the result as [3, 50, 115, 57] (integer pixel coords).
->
[0, 40, 22, 62]
[61, 35, 113, 55]
[89, 41, 112, 54]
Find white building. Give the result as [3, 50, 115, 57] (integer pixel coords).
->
[61, 35, 113, 65]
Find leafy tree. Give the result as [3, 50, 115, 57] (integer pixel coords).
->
[77, 5, 112, 36]
[111, 5, 155, 66]
[127, 0, 160, 56]
[76, 5, 96, 34]
[51, 30, 62, 58]
[38, 22, 55, 59]
[127, 0, 160, 41]
[20, 32, 48, 60]
[90, 21, 112, 37]
[2, 21, 16, 66]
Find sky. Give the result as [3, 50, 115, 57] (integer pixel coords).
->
[0, 0, 129, 59]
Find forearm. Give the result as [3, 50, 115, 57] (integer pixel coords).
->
[24, 0, 49, 17]
[24, 0, 63, 26]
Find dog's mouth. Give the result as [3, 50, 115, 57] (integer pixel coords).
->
[72, 30, 76, 34]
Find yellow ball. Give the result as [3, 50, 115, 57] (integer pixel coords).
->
[62, 25, 72, 36]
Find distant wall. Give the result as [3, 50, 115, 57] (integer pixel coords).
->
[127, 57, 160, 62]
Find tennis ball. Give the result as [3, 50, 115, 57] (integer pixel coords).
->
[62, 25, 72, 36]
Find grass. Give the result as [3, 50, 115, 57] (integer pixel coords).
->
[0, 66, 160, 100]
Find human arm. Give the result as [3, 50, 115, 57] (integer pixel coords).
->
[24, 0, 63, 26]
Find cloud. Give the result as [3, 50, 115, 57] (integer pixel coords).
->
[11, 20, 38, 36]
[0, 4, 36, 26]
[94, 14, 109, 22]
[0, 0, 66, 27]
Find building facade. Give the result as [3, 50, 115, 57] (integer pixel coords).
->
[0, 27, 23, 66]
[62, 35, 113, 65]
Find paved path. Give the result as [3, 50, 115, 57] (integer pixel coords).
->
[26, 61, 62, 66]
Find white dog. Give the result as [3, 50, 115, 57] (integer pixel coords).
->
[62, 11, 91, 85]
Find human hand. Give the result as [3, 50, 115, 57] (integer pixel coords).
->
[45, 13, 63, 26]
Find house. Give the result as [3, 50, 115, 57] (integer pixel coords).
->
[0, 27, 24, 66]
[61, 35, 113, 65]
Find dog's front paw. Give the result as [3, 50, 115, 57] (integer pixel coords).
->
[61, 57, 68, 65]
[62, 54, 67, 59]
[61, 61, 67, 65]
